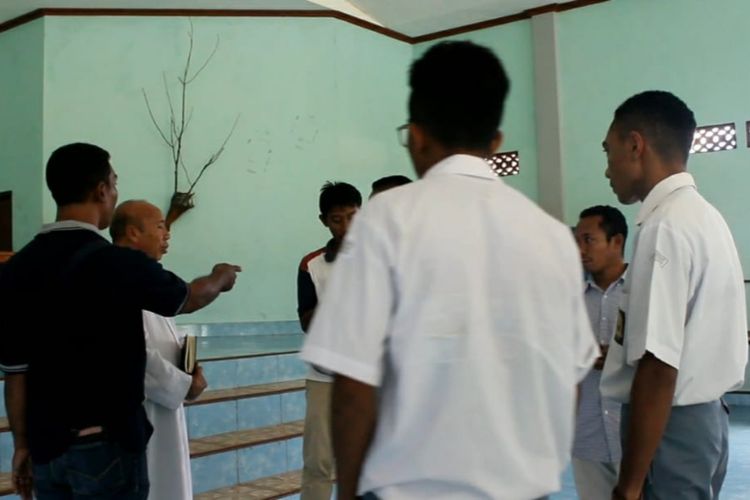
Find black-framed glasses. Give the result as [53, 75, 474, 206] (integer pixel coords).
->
[396, 124, 409, 147]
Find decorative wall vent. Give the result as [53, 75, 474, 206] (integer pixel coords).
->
[690, 123, 737, 154]
[487, 151, 520, 176]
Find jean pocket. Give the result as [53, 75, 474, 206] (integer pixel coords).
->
[67, 441, 126, 496]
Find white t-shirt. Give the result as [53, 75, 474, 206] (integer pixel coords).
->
[601, 172, 748, 406]
[301, 154, 599, 499]
[299, 247, 335, 383]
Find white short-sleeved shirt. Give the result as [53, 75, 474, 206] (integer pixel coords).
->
[301, 154, 599, 499]
[601, 172, 747, 406]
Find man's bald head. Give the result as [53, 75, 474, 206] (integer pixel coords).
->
[111, 200, 170, 260]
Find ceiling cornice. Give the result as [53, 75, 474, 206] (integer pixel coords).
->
[0, 0, 609, 44]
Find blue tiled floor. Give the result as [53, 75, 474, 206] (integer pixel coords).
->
[551, 406, 750, 499]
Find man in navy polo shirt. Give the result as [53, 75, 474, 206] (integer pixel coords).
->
[0, 143, 241, 500]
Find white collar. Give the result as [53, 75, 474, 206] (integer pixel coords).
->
[636, 172, 696, 225]
[39, 220, 102, 235]
[423, 154, 498, 181]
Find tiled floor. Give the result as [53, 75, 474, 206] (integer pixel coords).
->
[551, 406, 750, 499]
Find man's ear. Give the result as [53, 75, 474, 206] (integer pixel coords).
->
[92, 181, 108, 203]
[629, 130, 646, 159]
[489, 130, 503, 155]
[125, 223, 140, 242]
[409, 123, 428, 154]
[319, 214, 328, 228]
[612, 233, 625, 252]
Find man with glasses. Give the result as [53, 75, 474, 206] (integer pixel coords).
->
[301, 41, 598, 499]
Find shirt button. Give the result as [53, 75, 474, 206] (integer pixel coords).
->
[604, 410, 609, 415]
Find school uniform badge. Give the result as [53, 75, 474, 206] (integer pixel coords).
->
[615, 309, 626, 345]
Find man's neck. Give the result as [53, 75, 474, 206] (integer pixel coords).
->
[592, 261, 627, 290]
[56, 204, 102, 229]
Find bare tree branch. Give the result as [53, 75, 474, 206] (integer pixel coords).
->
[141, 89, 172, 148]
[143, 20, 234, 201]
[185, 35, 220, 85]
[179, 155, 193, 186]
[187, 114, 240, 195]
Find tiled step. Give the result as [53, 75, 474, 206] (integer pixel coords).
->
[191, 421, 304, 458]
[187, 380, 305, 407]
[190, 422, 304, 494]
[194, 470, 301, 499]
[0, 473, 12, 496]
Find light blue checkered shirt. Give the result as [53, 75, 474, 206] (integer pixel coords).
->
[573, 271, 626, 463]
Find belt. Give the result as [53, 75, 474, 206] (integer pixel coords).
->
[76, 426, 103, 437]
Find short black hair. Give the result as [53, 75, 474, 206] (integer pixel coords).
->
[612, 90, 696, 163]
[579, 205, 628, 253]
[319, 182, 362, 217]
[46, 143, 112, 206]
[371, 175, 412, 192]
[409, 41, 509, 150]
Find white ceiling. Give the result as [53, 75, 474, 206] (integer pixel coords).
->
[0, 0, 577, 37]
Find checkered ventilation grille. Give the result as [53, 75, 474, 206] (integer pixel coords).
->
[690, 123, 737, 154]
[486, 151, 520, 176]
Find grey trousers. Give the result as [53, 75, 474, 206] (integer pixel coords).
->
[572, 457, 619, 500]
[621, 399, 729, 500]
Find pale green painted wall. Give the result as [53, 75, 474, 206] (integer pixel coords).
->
[0, 19, 44, 249]
[414, 21, 539, 200]
[558, 0, 750, 269]
[42, 16, 413, 322]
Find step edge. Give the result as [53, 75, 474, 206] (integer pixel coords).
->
[189, 421, 304, 459]
[194, 469, 302, 500]
[186, 380, 306, 407]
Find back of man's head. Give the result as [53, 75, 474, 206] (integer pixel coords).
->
[319, 182, 362, 217]
[409, 41, 509, 151]
[613, 90, 696, 164]
[109, 199, 149, 243]
[371, 175, 412, 196]
[46, 143, 112, 206]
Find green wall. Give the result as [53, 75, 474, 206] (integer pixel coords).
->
[41, 16, 412, 322]
[0, 19, 44, 249]
[558, 0, 750, 270]
[4, 0, 750, 322]
[414, 21, 539, 200]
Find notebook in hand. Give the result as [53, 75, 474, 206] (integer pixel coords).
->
[181, 335, 197, 374]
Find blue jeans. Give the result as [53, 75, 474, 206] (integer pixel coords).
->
[33, 439, 149, 500]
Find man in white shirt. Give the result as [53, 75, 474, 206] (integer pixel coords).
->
[573, 205, 628, 500]
[600, 91, 748, 500]
[111, 200, 210, 500]
[301, 40, 599, 500]
[297, 182, 361, 500]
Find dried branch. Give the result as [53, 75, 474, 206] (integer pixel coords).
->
[185, 35, 220, 85]
[143, 20, 235, 211]
[186, 114, 240, 195]
[179, 155, 194, 186]
[141, 89, 172, 148]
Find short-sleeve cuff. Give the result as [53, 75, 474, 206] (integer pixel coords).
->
[0, 362, 28, 374]
[300, 344, 381, 387]
[641, 339, 681, 369]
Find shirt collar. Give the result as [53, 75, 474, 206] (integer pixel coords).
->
[636, 172, 696, 225]
[585, 265, 628, 292]
[39, 220, 102, 235]
[422, 154, 498, 181]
